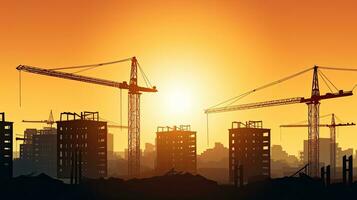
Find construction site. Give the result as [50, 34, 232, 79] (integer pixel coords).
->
[0, 54, 356, 200]
[2, 1, 357, 199]
[0, 57, 354, 186]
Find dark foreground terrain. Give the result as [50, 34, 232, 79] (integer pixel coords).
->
[1, 173, 356, 200]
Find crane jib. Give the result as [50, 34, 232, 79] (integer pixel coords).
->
[204, 90, 353, 114]
[16, 64, 157, 93]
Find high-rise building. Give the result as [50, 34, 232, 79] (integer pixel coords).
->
[0, 113, 13, 179]
[156, 125, 196, 174]
[57, 112, 107, 179]
[229, 121, 270, 184]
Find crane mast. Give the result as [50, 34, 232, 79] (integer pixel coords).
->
[330, 114, 336, 179]
[128, 57, 141, 176]
[17, 57, 157, 177]
[308, 66, 320, 177]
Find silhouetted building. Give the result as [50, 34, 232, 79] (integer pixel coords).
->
[16, 128, 57, 177]
[33, 127, 57, 176]
[156, 125, 196, 174]
[142, 143, 155, 170]
[198, 142, 229, 169]
[197, 143, 229, 183]
[0, 113, 13, 179]
[57, 112, 107, 179]
[199, 142, 228, 163]
[20, 128, 37, 160]
[271, 145, 299, 165]
[229, 121, 270, 183]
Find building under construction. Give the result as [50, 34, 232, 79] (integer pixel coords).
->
[0, 113, 13, 179]
[57, 112, 107, 179]
[19, 128, 37, 160]
[156, 125, 196, 174]
[229, 121, 270, 184]
[17, 128, 57, 177]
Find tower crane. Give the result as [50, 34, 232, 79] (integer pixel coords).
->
[280, 113, 355, 179]
[205, 65, 356, 177]
[17, 57, 157, 177]
[22, 110, 55, 127]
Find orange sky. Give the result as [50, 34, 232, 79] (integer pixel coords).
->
[1, 0, 357, 156]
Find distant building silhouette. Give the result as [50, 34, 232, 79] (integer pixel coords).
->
[0, 113, 13, 179]
[271, 145, 299, 165]
[337, 148, 353, 167]
[20, 128, 36, 160]
[271, 145, 300, 178]
[57, 112, 107, 179]
[229, 121, 270, 184]
[142, 143, 155, 170]
[16, 127, 57, 177]
[304, 138, 331, 166]
[197, 142, 229, 184]
[33, 127, 57, 176]
[156, 125, 196, 174]
[107, 151, 129, 177]
[199, 142, 228, 163]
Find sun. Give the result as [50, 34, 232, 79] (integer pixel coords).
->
[166, 89, 193, 115]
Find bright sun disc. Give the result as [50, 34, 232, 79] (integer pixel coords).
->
[166, 89, 192, 114]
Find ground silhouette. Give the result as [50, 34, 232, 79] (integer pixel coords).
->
[1, 172, 356, 200]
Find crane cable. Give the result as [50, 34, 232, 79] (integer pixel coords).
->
[209, 65, 357, 110]
[120, 88, 123, 132]
[318, 70, 339, 92]
[318, 71, 334, 93]
[208, 67, 314, 109]
[318, 66, 357, 72]
[47, 57, 133, 71]
[319, 65, 357, 92]
[18, 57, 132, 107]
[137, 61, 153, 88]
[48, 57, 154, 89]
[19, 71, 22, 107]
[351, 84, 357, 91]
